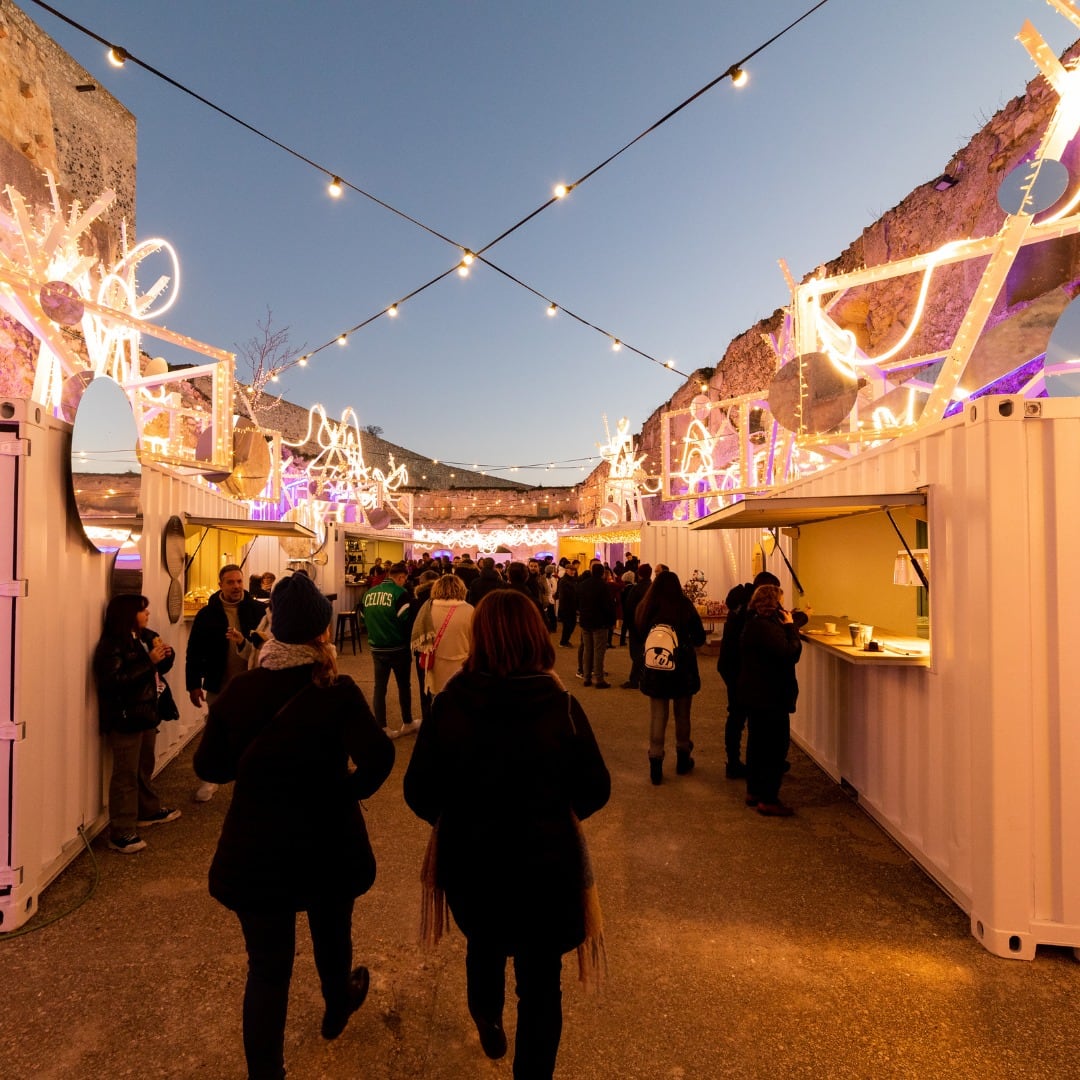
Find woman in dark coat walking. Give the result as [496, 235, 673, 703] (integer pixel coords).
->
[404, 589, 610, 1080]
[195, 573, 395, 1080]
[92, 594, 181, 853]
[738, 583, 802, 817]
[636, 570, 707, 784]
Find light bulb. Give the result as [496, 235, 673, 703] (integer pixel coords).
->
[337, 333, 348, 346]
[665, 359, 674, 368]
[462, 251, 475, 265]
[107, 46, 128, 67]
[730, 66, 748, 88]
[298, 355, 308, 366]
[387, 304, 398, 317]
[458, 262, 470, 277]
[553, 183, 570, 199]
[328, 176, 343, 198]
[612, 339, 621, 351]
[547, 303, 558, 317]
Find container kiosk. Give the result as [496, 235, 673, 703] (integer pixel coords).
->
[690, 395, 1080, 960]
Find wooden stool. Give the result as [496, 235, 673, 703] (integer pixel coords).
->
[335, 611, 361, 654]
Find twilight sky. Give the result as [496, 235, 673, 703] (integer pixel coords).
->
[23, 0, 1080, 484]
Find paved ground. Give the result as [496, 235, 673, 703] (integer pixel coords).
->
[3, 637, 1078, 1079]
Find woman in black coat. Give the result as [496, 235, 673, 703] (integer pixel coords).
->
[404, 589, 610, 1080]
[636, 570, 707, 785]
[92, 594, 181, 854]
[737, 583, 802, 817]
[194, 573, 395, 1080]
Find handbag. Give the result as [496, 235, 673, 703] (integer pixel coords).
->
[419, 606, 456, 671]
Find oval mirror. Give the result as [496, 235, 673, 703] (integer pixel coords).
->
[1044, 292, 1080, 396]
[997, 158, 1070, 217]
[769, 352, 859, 434]
[162, 515, 186, 624]
[69, 375, 143, 553]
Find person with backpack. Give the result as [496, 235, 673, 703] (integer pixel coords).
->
[635, 570, 707, 785]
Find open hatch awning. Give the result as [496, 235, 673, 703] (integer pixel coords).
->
[183, 514, 317, 540]
[689, 492, 927, 531]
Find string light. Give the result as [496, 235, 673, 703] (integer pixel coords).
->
[457, 260, 470, 277]
[729, 66, 748, 87]
[547, 303, 558, 317]
[553, 183, 571, 199]
[612, 340, 621, 351]
[328, 176, 343, 198]
[107, 45, 128, 67]
[337, 333, 348, 346]
[387, 304, 398, 317]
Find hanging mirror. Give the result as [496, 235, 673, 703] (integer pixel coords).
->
[162, 515, 186, 623]
[769, 352, 859, 434]
[69, 374, 143, 554]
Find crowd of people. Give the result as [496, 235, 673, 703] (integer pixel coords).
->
[90, 551, 800, 1079]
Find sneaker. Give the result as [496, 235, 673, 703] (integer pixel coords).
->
[386, 727, 404, 740]
[322, 965, 370, 1040]
[109, 833, 146, 854]
[193, 782, 218, 802]
[137, 807, 181, 828]
[575, 671, 584, 680]
[583, 678, 593, 687]
[398, 721, 420, 737]
[473, 1016, 508, 1060]
[757, 801, 794, 817]
[593, 680, 611, 689]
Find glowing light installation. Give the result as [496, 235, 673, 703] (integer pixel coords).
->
[662, 2, 1080, 512]
[413, 526, 559, 552]
[596, 414, 660, 522]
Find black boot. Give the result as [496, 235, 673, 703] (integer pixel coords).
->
[676, 747, 695, 775]
[649, 756, 663, 785]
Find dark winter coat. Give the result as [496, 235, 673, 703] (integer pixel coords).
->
[93, 628, 178, 734]
[576, 573, 617, 631]
[193, 664, 395, 913]
[621, 581, 650, 644]
[738, 612, 802, 713]
[555, 574, 579, 620]
[403, 671, 610, 954]
[184, 591, 266, 694]
[466, 568, 504, 607]
[638, 609, 707, 700]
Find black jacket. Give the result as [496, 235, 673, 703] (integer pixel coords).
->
[93, 627, 177, 734]
[466, 568, 504, 607]
[738, 612, 802, 713]
[194, 665, 394, 912]
[576, 573, 616, 630]
[403, 671, 610, 953]
[185, 590, 265, 694]
[638, 609, 707, 700]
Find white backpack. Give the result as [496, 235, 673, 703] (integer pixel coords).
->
[644, 623, 679, 670]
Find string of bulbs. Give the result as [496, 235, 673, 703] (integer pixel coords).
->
[27, 0, 833, 391]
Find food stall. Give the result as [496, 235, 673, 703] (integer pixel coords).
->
[690, 395, 1080, 959]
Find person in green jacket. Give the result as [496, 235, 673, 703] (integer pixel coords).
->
[362, 561, 418, 737]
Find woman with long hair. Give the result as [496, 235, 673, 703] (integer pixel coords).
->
[195, 572, 395, 1080]
[404, 589, 610, 1079]
[737, 583, 802, 817]
[92, 593, 181, 854]
[635, 570, 707, 785]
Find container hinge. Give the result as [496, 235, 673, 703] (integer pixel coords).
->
[0, 580, 28, 598]
[0, 438, 30, 456]
[0, 865, 23, 889]
[0, 722, 25, 741]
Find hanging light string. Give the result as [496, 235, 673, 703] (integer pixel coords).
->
[25, 0, 832, 383]
[436, 454, 599, 473]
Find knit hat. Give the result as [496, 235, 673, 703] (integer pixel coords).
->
[271, 573, 332, 644]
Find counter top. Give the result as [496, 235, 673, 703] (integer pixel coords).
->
[799, 621, 931, 667]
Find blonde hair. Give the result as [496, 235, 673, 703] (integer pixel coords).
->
[747, 584, 783, 617]
[311, 629, 339, 687]
[431, 574, 466, 601]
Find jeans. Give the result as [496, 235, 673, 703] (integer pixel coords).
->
[236, 897, 355, 1080]
[466, 938, 564, 1080]
[746, 709, 791, 803]
[648, 696, 692, 760]
[371, 646, 414, 729]
[107, 728, 162, 834]
[580, 628, 608, 682]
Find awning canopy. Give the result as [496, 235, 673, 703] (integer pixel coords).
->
[183, 514, 317, 540]
[689, 492, 927, 531]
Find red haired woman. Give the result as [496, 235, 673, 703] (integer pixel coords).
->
[404, 589, 610, 1079]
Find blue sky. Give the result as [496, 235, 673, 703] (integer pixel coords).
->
[24, 0, 1080, 484]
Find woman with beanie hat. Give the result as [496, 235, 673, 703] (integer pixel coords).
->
[195, 572, 395, 1079]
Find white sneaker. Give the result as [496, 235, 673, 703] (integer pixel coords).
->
[386, 727, 403, 740]
[194, 782, 218, 802]
[399, 721, 421, 737]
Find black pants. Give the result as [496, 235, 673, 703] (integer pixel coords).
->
[371, 646, 414, 728]
[236, 897, 355, 1080]
[466, 938, 563, 1080]
[558, 616, 576, 647]
[722, 677, 748, 763]
[746, 708, 790, 803]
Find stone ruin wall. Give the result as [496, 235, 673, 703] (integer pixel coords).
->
[584, 39, 1080, 520]
[0, 0, 136, 399]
